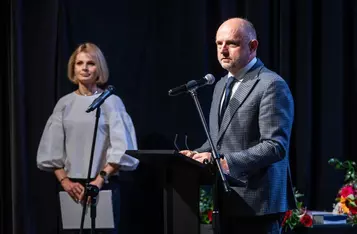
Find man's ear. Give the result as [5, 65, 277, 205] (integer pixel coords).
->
[249, 39, 258, 52]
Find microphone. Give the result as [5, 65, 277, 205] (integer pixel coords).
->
[86, 85, 116, 113]
[168, 74, 215, 96]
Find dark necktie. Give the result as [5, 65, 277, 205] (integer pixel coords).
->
[219, 76, 237, 126]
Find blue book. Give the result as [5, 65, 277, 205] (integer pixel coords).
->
[310, 211, 347, 225]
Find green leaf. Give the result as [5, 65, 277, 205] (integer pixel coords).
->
[297, 202, 303, 209]
[345, 174, 351, 181]
[343, 161, 351, 169]
[348, 200, 357, 207]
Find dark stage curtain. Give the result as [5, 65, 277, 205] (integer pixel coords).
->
[1, 0, 357, 233]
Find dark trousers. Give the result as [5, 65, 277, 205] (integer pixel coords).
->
[220, 213, 283, 234]
[59, 177, 120, 234]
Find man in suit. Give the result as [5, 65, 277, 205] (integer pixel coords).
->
[180, 17, 295, 234]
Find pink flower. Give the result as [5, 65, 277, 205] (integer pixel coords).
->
[340, 185, 354, 198]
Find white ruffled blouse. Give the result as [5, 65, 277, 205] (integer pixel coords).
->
[37, 92, 139, 178]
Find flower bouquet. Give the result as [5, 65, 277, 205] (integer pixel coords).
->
[282, 188, 313, 232]
[200, 186, 213, 224]
[329, 158, 357, 224]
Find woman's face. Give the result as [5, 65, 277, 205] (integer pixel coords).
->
[74, 52, 98, 85]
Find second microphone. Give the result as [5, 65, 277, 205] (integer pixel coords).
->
[168, 74, 215, 96]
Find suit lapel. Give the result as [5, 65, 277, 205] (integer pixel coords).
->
[217, 60, 264, 142]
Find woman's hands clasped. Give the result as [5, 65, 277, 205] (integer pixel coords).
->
[61, 178, 85, 203]
[61, 177, 104, 204]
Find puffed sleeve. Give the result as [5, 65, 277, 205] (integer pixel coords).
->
[106, 97, 139, 171]
[121, 111, 138, 150]
[36, 102, 66, 171]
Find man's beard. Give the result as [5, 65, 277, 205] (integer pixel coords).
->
[220, 56, 243, 71]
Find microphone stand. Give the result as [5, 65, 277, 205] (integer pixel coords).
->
[188, 89, 230, 234]
[79, 107, 101, 234]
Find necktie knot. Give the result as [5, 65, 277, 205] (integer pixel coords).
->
[226, 76, 236, 89]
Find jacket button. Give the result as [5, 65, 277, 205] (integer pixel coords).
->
[217, 145, 221, 150]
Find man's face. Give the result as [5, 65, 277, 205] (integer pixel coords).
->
[216, 23, 252, 74]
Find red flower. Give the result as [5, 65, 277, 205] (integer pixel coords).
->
[282, 210, 293, 226]
[349, 206, 357, 215]
[340, 185, 354, 198]
[285, 210, 293, 218]
[207, 210, 213, 222]
[300, 214, 313, 227]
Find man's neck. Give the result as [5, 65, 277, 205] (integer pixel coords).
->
[229, 57, 257, 79]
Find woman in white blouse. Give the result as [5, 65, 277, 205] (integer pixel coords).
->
[37, 42, 139, 233]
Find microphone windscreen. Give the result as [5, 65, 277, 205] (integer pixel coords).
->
[204, 74, 215, 85]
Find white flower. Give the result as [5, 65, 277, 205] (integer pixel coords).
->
[332, 203, 343, 214]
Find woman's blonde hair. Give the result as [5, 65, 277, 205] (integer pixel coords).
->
[67, 42, 109, 85]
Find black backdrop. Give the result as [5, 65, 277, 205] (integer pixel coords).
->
[1, 0, 357, 233]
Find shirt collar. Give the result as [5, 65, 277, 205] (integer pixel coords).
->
[228, 57, 257, 81]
